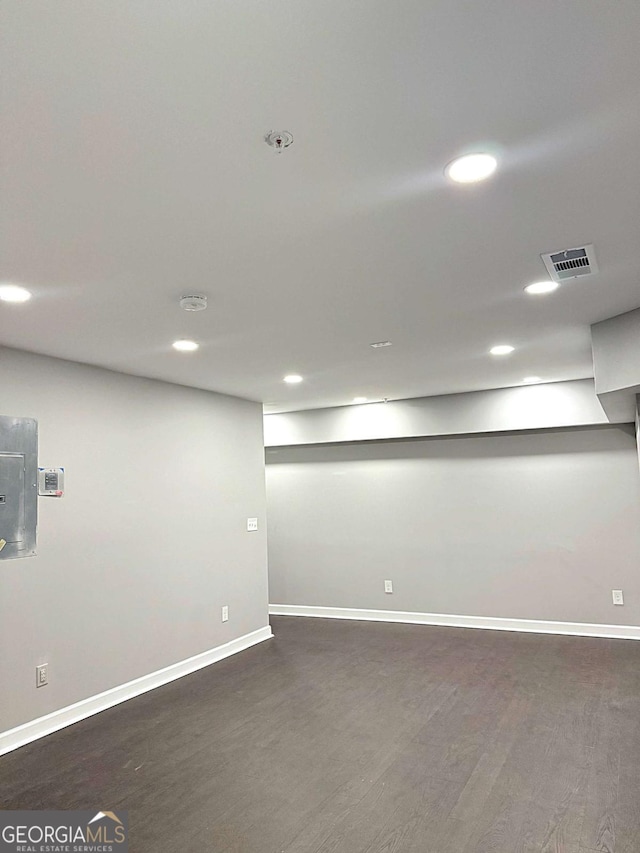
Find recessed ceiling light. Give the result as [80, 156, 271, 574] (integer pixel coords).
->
[489, 344, 515, 356]
[370, 341, 392, 348]
[446, 153, 497, 184]
[523, 376, 542, 384]
[352, 397, 368, 404]
[0, 284, 32, 303]
[172, 339, 199, 352]
[524, 280, 559, 295]
[283, 374, 303, 384]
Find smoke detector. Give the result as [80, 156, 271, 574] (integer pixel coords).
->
[541, 244, 598, 282]
[265, 131, 294, 153]
[179, 295, 207, 312]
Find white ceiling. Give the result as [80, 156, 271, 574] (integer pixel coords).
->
[2, 1, 639, 412]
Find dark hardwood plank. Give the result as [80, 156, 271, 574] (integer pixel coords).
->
[580, 693, 620, 852]
[1, 616, 639, 853]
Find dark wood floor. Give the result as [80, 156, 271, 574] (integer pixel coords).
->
[2, 616, 640, 852]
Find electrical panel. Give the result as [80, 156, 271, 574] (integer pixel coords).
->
[0, 415, 38, 560]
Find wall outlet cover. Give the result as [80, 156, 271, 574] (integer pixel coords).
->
[221, 605, 229, 622]
[247, 517, 258, 532]
[612, 589, 624, 606]
[36, 664, 48, 687]
[384, 580, 393, 594]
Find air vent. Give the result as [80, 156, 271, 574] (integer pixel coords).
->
[541, 244, 598, 282]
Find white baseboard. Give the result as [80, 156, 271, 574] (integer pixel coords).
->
[269, 604, 640, 641]
[0, 625, 273, 757]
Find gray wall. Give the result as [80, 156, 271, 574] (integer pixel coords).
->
[0, 347, 269, 733]
[636, 396, 640, 476]
[266, 426, 640, 626]
[264, 380, 610, 447]
[591, 307, 640, 423]
[591, 307, 640, 395]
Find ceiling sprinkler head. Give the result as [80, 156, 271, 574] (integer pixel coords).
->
[265, 130, 294, 153]
[179, 295, 207, 312]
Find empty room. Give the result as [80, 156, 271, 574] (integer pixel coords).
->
[1, 2, 640, 852]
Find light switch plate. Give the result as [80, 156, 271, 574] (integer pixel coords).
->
[247, 517, 258, 532]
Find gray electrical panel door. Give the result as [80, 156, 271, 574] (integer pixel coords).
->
[0, 416, 37, 559]
[0, 455, 26, 549]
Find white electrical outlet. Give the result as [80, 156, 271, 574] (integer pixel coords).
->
[612, 589, 624, 606]
[247, 517, 258, 532]
[221, 605, 229, 622]
[36, 664, 48, 687]
[384, 580, 393, 594]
